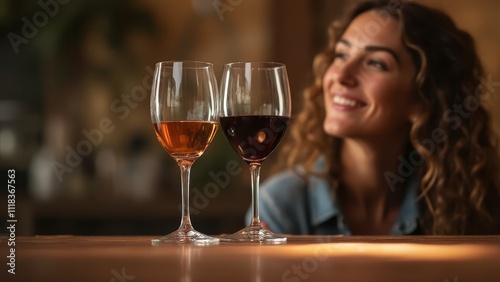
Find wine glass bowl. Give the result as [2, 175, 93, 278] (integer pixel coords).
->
[219, 62, 291, 243]
[150, 61, 219, 245]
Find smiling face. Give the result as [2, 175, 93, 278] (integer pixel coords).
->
[323, 10, 419, 139]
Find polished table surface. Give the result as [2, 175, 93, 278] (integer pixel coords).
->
[3, 235, 500, 282]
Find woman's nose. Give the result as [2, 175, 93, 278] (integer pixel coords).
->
[328, 60, 358, 87]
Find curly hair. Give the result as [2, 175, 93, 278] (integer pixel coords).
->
[279, 0, 500, 234]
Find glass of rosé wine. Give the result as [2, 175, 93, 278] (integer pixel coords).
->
[219, 62, 291, 243]
[150, 61, 219, 245]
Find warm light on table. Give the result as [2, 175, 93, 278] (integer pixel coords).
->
[3, 235, 499, 282]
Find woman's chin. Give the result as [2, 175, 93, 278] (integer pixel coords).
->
[323, 123, 350, 138]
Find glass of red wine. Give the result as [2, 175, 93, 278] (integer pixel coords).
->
[219, 62, 291, 243]
[150, 61, 220, 245]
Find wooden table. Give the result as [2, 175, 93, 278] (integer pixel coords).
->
[3, 235, 500, 281]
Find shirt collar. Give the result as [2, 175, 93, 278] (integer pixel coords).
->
[306, 157, 339, 226]
[390, 176, 420, 235]
[306, 157, 420, 235]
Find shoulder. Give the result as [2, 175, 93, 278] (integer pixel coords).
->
[256, 169, 309, 234]
[261, 157, 328, 198]
[261, 170, 306, 196]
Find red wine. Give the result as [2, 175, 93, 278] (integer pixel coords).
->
[220, 115, 289, 163]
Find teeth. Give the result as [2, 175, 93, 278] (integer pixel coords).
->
[333, 96, 359, 107]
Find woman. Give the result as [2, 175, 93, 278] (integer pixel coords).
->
[255, 0, 500, 235]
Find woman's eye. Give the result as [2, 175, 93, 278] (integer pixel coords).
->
[334, 52, 347, 60]
[367, 60, 388, 70]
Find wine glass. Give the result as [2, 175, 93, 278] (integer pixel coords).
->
[150, 61, 219, 245]
[219, 62, 291, 243]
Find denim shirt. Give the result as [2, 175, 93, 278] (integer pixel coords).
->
[246, 158, 421, 235]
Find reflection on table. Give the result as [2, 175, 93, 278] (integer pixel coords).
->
[4, 235, 500, 282]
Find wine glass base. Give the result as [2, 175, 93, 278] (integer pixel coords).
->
[152, 229, 220, 245]
[220, 225, 287, 244]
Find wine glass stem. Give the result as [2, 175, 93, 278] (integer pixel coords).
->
[179, 161, 194, 230]
[249, 163, 261, 227]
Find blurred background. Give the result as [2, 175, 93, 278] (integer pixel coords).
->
[1, 0, 499, 236]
